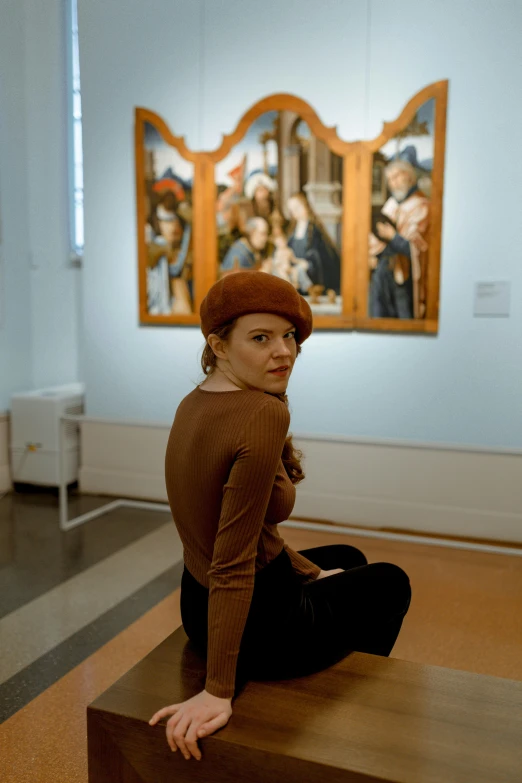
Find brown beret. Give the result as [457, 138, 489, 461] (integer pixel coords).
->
[200, 271, 313, 345]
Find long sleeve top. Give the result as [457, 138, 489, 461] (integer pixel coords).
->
[164, 386, 321, 699]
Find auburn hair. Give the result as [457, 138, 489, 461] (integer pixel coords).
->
[200, 320, 305, 485]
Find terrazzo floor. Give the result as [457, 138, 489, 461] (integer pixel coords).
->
[1, 490, 521, 782]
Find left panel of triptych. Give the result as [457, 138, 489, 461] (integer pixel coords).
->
[135, 110, 197, 325]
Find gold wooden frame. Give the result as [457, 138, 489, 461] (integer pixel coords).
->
[135, 81, 448, 333]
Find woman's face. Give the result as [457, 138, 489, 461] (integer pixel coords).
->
[288, 196, 308, 221]
[212, 313, 298, 392]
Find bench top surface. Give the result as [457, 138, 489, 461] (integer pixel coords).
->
[89, 626, 522, 783]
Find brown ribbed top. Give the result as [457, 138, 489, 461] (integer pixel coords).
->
[164, 385, 321, 699]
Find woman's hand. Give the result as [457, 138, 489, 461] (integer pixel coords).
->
[149, 689, 233, 761]
[316, 568, 344, 580]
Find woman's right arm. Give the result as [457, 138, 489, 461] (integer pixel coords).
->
[205, 396, 291, 700]
[149, 397, 289, 759]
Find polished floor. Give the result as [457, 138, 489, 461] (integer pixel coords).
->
[1, 489, 522, 782]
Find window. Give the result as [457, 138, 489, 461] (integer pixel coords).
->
[67, 0, 84, 260]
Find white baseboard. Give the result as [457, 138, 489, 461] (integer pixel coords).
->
[79, 466, 168, 503]
[79, 420, 169, 503]
[293, 490, 522, 542]
[79, 419, 522, 544]
[0, 413, 11, 493]
[292, 438, 522, 543]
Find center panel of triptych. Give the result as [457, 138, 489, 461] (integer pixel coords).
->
[215, 110, 345, 317]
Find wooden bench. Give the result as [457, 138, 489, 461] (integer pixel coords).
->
[87, 625, 522, 783]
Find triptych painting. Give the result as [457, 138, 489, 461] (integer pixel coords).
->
[135, 81, 447, 333]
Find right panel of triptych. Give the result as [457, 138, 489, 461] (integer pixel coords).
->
[361, 82, 447, 333]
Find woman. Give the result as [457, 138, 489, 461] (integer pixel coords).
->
[287, 191, 341, 296]
[149, 271, 411, 761]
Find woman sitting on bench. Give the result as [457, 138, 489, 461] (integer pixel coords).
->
[149, 271, 412, 761]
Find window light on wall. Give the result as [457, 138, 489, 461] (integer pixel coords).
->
[67, 0, 84, 263]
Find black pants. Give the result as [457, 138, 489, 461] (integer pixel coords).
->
[180, 545, 411, 696]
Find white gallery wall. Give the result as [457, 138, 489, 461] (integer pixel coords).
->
[0, 0, 80, 413]
[78, 0, 522, 448]
[76, 0, 522, 540]
[2, 0, 519, 534]
[0, 0, 81, 490]
[23, 0, 81, 393]
[0, 0, 32, 414]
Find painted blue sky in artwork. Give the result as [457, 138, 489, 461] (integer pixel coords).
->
[142, 99, 436, 187]
[380, 98, 435, 170]
[144, 123, 163, 147]
[215, 111, 312, 186]
[143, 121, 194, 183]
[241, 110, 279, 144]
[417, 98, 434, 134]
[215, 110, 280, 186]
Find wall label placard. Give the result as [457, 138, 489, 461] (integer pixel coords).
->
[473, 282, 511, 317]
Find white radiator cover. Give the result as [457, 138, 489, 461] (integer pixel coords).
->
[10, 383, 84, 486]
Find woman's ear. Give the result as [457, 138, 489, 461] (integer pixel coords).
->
[207, 334, 227, 361]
